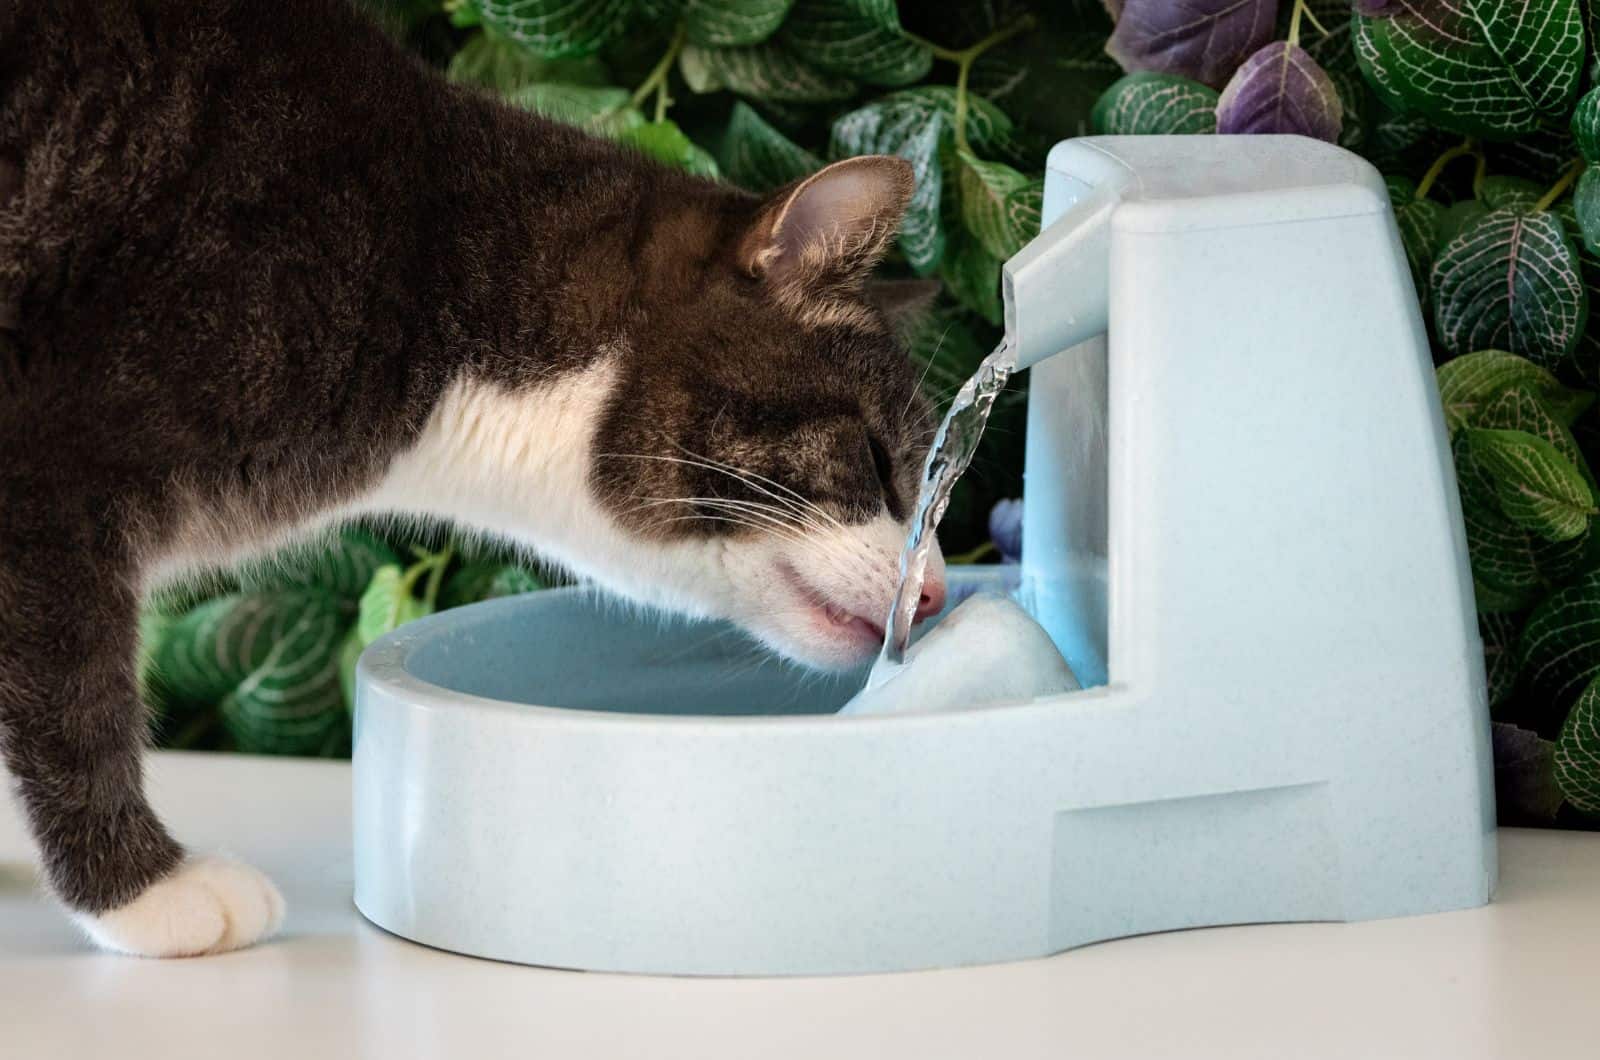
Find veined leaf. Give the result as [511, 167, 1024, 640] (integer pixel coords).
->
[683, 0, 794, 47]
[476, 0, 634, 59]
[1385, 176, 1443, 303]
[831, 97, 950, 273]
[1434, 198, 1489, 251]
[1353, 1, 1585, 139]
[618, 120, 721, 178]
[447, 26, 611, 92]
[1572, 85, 1600, 164]
[938, 223, 1003, 325]
[1478, 175, 1544, 213]
[718, 101, 821, 192]
[1436, 349, 1594, 434]
[1454, 436, 1588, 609]
[955, 150, 1034, 260]
[1480, 610, 1524, 713]
[1090, 72, 1218, 135]
[1216, 42, 1342, 142]
[506, 83, 645, 136]
[1431, 208, 1588, 367]
[356, 565, 431, 647]
[1519, 569, 1600, 706]
[1106, 0, 1277, 90]
[679, 41, 857, 102]
[1572, 168, 1600, 257]
[219, 596, 350, 756]
[1555, 676, 1600, 815]
[780, 0, 932, 87]
[1462, 428, 1594, 542]
[237, 529, 399, 604]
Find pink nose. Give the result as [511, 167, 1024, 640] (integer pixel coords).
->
[914, 576, 947, 622]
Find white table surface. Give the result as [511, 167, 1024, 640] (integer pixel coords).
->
[1, 751, 1596, 1060]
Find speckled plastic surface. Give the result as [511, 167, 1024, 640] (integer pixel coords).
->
[352, 137, 1495, 976]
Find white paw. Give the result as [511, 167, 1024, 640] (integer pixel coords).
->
[73, 855, 285, 957]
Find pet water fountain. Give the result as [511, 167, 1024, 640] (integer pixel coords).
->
[352, 136, 1496, 976]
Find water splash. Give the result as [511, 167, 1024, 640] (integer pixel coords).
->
[875, 339, 1017, 681]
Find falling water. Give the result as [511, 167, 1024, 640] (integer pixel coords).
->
[875, 338, 1018, 679]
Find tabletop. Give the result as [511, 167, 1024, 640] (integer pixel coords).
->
[1, 750, 1596, 1060]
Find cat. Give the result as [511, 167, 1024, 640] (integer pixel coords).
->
[0, 0, 948, 957]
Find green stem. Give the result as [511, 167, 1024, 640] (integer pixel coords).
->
[629, 23, 687, 116]
[1414, 138, 1480, 201]
[906, 15, 1035, 154]
[422, 548, 453, 612]
[1287, 0, 1306, 47]
[1297, 0, 1332, 39]
[1533, 158, 1586, 213]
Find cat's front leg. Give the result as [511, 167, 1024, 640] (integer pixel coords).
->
[0, 551, 283, 956]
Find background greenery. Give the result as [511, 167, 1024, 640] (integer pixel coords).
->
[138, 0, 1600, 830]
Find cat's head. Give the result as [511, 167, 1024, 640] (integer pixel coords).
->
[397, 157, 948, 671]
[586, 157, 948, 670]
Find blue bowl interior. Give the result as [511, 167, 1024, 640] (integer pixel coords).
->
[399, 567, 1014, 718]
[403, 592, 865, 716]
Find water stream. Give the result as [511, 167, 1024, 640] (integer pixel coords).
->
[874, 338, 1018, 682]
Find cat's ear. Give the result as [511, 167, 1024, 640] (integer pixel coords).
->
[865, 277, 941, 337]
[739, 156, 914, 288]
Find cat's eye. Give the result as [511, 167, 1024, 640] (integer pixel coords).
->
[868, 435, 894, 494]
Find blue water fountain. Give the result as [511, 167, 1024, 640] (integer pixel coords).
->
[352, 136, 1496, 976]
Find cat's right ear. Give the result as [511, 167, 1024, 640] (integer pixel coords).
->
[738, 156, 914, 290]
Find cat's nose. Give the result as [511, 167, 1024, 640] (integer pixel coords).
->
[914, 576, 947, 622]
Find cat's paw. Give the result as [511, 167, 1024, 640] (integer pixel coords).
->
[73, 855, 285, 957]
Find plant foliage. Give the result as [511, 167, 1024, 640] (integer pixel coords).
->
[135, 0, 1600, 828]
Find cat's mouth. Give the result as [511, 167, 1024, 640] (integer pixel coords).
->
[776, 562, 886, 647]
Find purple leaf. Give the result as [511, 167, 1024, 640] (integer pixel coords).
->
[1354, 0, 1398, 14]
[1216, 41, 1343, 142]
[1492, 722, 1565, 824]
[988, 498, 1023, 563]
[1105, 0, 1279, 90]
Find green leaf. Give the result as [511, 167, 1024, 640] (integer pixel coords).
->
[1478, 175, 1544, 213]
[1437, 350, 1594, 434]
[475, 0, 634, 59]
[679, 41, 857, 102]
[1572, 85, 1600, 164]
[1555, 676, 1600, 815]
[338, 624, 364, 715]
[683, 0, 794, 47]
[219, 594, 350, 756]
[717, 101, 821, 192]
[1475, 387, 1589, 472]
[504, 83, 645, 136]
[1433, 198, 1489, 251]
[938, 224, 1003, 325]
[1480, 610, 1523, 713]
[904, 306, 988, 406]
[1090, 72, 1219, 135]
[955, 150, 1035, 260]
[1454, 436, 1589, 608]
[1519, 568, 1600, 705]
[618, 120, 721, 178]
[1385, 176, 1443, 302]
[1572, 167, 1600, 257]
[1431, 208, 1588, 368]
[356, 565, 431, 647]
[779, 0, 931, 87]
[236, 529, 400, 604]
[147, 589, 346, 712]
[1352, 1, 1585, 139]
[439, 564, 546, 610]
[446, 26, 612, 92]
[1461, 427, 1594, 541]
[830, 99, 948, 273]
